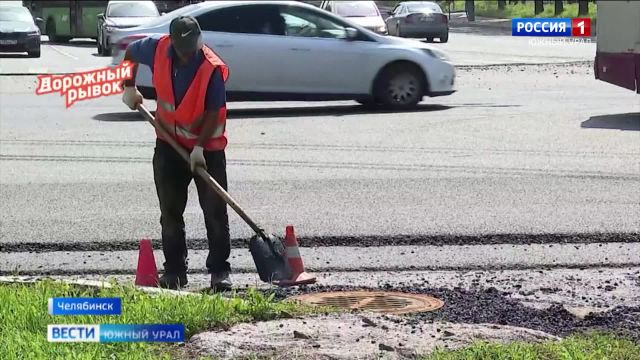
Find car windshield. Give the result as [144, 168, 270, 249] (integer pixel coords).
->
[0, 6, 33, 22]
[335, 2, 379, 17]
[407, 3, 442, 13]
[107, 2, 159, 17]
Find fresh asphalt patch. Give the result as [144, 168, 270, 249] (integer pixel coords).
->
[276, 285, 640, 343]
[3, 241, 639, 277]
[2, 232, 639, 252]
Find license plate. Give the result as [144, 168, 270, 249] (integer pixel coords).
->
[0, 39, 17, 45]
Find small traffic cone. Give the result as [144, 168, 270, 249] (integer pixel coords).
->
[276, 225, 317, 287]
[134, 239, 159, 287]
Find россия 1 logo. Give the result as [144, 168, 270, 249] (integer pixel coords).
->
[512, 18, 591, 37]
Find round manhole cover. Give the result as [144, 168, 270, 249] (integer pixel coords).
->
[289, 291, 444, 315]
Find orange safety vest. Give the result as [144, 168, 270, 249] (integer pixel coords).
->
[152, 35, 229, 151]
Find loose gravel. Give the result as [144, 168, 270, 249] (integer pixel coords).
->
[264, 285, 640, 343]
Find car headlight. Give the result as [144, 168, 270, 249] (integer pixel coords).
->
[27, 30, 40, 37]
[422, 48, 450, 62]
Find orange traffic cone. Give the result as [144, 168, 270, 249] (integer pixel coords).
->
[134, 239, 159, 287]
[276, 225, 317, 287]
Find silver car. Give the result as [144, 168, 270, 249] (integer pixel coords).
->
[96, 0, 159, 56]
[385, 1, 448, 43]
[319, 1, 387, 34]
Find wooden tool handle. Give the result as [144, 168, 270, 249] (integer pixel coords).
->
[137, 104, 269, 240]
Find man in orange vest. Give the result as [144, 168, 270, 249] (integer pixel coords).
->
[121, 16, 232, 291]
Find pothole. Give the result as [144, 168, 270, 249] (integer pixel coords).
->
[290, 291, 444, 315]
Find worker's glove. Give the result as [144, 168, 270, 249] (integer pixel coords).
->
[190, 145, 207, 173]
[122, 86, 142, 110]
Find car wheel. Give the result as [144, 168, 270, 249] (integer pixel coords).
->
[103, 39, 111, 56]
[374, 65, 424, 110]
[97, 32, 104, 55]
[46, 18, 57, 42]
[27, 50, 41, 58]
[440, 32, 449, 43]
[426, 37, 434, 43]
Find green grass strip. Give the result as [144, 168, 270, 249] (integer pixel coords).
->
[424, 332, 640, 360]
[0, 280, 310, 360]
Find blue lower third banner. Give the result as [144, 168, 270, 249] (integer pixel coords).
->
[48, 297, 122, 316]
[47, 324, 185, 343]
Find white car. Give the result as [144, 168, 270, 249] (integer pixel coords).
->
[319, 1, 387, 35]
[111, 0, 455, 109]
[97, 0, 159, 56]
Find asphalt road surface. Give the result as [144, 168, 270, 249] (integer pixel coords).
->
[1, 31, 639, 339]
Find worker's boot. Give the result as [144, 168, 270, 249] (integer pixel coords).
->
[159, 272, 188, 290]
[210, 271, 232, 292]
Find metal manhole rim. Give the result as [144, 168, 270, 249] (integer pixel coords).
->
[289, 290, 444, 315]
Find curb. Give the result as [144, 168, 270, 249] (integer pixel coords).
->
[449, 20, 512, 31]
[0, 275, 200, 297]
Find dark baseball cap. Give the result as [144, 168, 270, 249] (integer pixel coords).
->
[169, 15, 203, 55]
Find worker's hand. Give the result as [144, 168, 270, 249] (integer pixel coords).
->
[190, 145, 207, 173]
[122, 86, 142, 110]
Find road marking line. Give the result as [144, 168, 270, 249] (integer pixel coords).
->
[49, 45, 78, 60]
[28, 67, 49, 73]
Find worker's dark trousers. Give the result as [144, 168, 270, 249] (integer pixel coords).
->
[152, 138, 231, 275]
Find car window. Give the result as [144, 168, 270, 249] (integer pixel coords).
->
[142, 4, 197, 28]
[334, 1, 379, 17]
[393, 5, 403, 15]
[107, 2, 158, 17]
[197, 4, 284, 35]
[406, 3, 443, 13]
[0, 6, 33, 22]
[325, 2, 333, 12]
[279, 5, 348, 39]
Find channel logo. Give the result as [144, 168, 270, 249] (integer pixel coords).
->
[512, 18, 591, 37]
[47, 325, 100, 343]
[47, 324, 185, 343]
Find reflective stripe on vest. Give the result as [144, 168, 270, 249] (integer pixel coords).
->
[157, 99, 175, 112]
[174, 123, 225, 139]
[151, 35, 230, 151]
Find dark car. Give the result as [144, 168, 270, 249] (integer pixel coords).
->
[97, 0, 159, 56]
[385, 1, 449, 43]
[0, 5, 42, 58]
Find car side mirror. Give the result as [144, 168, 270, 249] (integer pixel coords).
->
[345, 27, 358, 41]
[34, 17, 44, 26]
[97, 13, 104, 20]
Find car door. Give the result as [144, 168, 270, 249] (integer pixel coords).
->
[385, 4, 405, 35]
[195, 4, 288, 93]
[275, 4, 377, 95]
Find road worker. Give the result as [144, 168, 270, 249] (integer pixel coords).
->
[121, 15, 232, 291]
